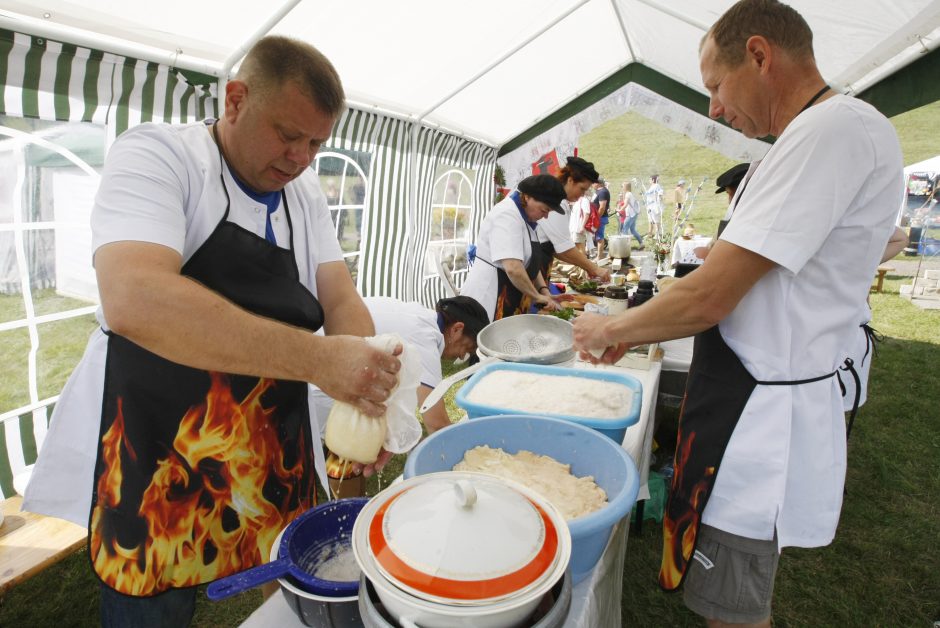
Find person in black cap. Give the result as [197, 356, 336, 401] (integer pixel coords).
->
[715, 162, 751, 238]
[310, 294, 489, 437]
[461, 174, 564, 321]
[715, 162, 750, 203]
[534, 155, 612, 284]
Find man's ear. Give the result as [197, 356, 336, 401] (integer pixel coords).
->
[450, 321, 465, 338]
[745, 35, 772, 72]
[223, 80, 249, 121]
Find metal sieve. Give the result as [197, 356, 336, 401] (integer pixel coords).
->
[476, 314, 575, 365]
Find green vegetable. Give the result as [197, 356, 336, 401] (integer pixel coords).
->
[547, 307, 575, 320]
[571, 280, 598, 293]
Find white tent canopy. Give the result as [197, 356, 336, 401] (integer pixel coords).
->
[3, 0, 940, 148]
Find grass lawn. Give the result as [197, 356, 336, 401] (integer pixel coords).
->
[2, 101, 939, 626]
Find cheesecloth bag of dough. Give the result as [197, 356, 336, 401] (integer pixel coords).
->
[372, 333, 422, 453]
[324, 333, 422, 462]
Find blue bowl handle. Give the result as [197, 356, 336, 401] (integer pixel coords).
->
[206, 557, 292, 600]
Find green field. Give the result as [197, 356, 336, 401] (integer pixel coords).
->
[1, 100, 938, 626]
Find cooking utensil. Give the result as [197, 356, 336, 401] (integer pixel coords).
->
[420, 315, 575, 414]
[404, 415, 640, 584]
[206, 498, 368, 601]
[352, 471, 570, 627]
[476, 314, 574, 364]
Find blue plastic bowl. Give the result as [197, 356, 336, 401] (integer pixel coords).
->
[455, 362, 643, 444]
[403, 415, 639, 584]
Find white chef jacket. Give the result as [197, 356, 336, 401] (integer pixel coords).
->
[24, 121, 343, 526]
[708, 95, 903, 549]
[460, 195, 539, 321]
[310, 297, 445, 435]
[536, 199, 576, 254]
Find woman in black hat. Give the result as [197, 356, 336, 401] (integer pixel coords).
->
[533, 156, 612, 284]
[461, 174, 565, 321]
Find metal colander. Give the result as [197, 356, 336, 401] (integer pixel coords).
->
[477, 314, 575, 364]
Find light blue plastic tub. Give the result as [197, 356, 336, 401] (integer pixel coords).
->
[403, 415, 640, 584]
[455, 362, 643, 444]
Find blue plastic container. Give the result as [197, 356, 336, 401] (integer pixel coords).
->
[403, 415, 639, 584]
[455, 362, 643, 444]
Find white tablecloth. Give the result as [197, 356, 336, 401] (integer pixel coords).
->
[239, 361, 663, 628]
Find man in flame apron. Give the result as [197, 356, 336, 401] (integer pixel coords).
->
[90, 123, 323, 599]
[24, 37, 402, 628]
[572, 2, 904, 624]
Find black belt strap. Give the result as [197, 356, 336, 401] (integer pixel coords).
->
[755, 357, 861, 438]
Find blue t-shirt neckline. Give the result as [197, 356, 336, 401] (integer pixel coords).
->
[228, 167, 281, 245]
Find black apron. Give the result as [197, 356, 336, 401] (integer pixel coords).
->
[89, 127, 324, 597]
[659, 327, 859, 590]
[494, 223, 543, 320]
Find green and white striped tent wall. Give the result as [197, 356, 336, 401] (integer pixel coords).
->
[0, 29, 217, 135]
[328, 109, 497, 303]
[0, 28, 497, 497]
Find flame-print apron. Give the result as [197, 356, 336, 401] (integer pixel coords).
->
[659, 326, 861, 591]
[494, 225, 542, 320]
[89, 135, 324, 597]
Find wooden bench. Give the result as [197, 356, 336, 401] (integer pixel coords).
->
[872, 264, 894, 293]
[0, 496, 87, 593]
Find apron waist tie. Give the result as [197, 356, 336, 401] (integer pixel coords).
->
[755, 358, 861, 438]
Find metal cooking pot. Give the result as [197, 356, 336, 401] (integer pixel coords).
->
[607, 235, 632, 260]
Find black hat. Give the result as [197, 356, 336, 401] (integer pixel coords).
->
[517, 174, 566, 214]
[436, 296, 489, 340]
[715, 163, 749, 194]
[565, 156, 600, 183]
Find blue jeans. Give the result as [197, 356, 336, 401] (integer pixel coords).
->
[100, 583, 197, 628]
[620, 214, 643, 245]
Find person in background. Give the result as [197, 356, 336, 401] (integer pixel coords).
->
[644, 174, 665, 238]
[715, 162, 751, 237]
[572, 1, 903, 625]
[535, 156, 611, 283]
[312, 296, 488, 437]
[570, 187, 593, 256]
[592, 177, 612, 260]
[671, 223, 704, 267]
[672, 178, 688, 224]
[619, 180, 644, 248]
[461, 174, 565, 321]
[24, 36, 401, 627]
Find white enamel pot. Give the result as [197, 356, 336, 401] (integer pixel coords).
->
[352, 471, 571, 628]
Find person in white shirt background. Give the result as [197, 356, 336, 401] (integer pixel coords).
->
[572, 0, 903, 625]
[645, 174, 665, 239]
[311, 295, 488, 437]
[570, 187, 593, 255]
[535, 156, 611, 283]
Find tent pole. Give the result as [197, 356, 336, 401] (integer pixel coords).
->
[632, 0, 710, 32]
[608, 0, 639, 61]
[218, 0, 304, 95]
[835, 3, 940, 95]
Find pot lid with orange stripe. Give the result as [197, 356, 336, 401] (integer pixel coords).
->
[355, 471, 571, 607]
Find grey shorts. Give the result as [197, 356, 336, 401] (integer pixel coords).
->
[682, 524, 780, 624]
